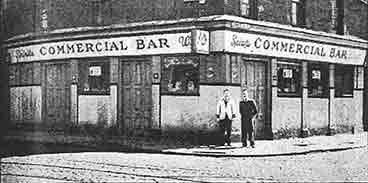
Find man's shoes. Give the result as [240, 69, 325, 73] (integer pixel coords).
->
[227, 142, 231, 146]
[251, 144, 255, 148]
[242, 142, 247, 147]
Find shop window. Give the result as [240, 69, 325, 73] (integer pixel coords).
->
[277, 61, 302, 97]
[161, 56, 199, 95]
[240, 0, 258, 19]
[79, 61, 110, 95]
[9, 63, 40, 86]
[308, 63, 329, 98]
[290, 0, 306, 27]
[199, 54, 226, 84]
[335, 64, 353, 97]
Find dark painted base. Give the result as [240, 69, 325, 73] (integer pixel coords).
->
[272, 125, 358, 139]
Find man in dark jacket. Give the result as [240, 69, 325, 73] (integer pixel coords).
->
[239, 89, 258, 148]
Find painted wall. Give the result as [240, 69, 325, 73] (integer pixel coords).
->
[330, 90, 364, 132]
[271, 87, 302, 133]
[302, 90, 329, 130]
[161, 85, 242, 132]
[10, 86, 42, 123]
[78, 85, 117, 126]
[329, 66, 364, 133]
[152, 84, 160, 128]
[271, 62, 365, 138]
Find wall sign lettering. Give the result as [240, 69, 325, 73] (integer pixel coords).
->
[8, 33, 193, 63]
[211, 30, 367, 65]
[192, 30, 209, 54]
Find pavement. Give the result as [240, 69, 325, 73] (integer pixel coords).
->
[2, 129, 367, 158]
[161, 132, 368, 157]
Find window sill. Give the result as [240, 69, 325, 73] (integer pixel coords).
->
[161, 92, 200, 96]
[78, 92, 110, 96]
[277, 93, 302, 98]
[307, 95, 329, 99]
[334, 95, 354, 98]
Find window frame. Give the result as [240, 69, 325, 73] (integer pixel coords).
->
[334, 64, 354, 98]
[78, 59, 110, 95]
[240, 0, 258, 20]
[290, 0, 306, 27]
[335, 0, 344, 35]
[277, 61, 302, 98]
[161, 56, 200, 96]
[307, 62, 330, 98]
[330, 0, 337, 30]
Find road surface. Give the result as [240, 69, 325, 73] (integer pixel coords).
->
[1, 148, 368, 182]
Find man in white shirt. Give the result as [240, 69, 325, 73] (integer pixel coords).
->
[216, 89, 236, 146]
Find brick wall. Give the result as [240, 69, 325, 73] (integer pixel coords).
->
[258, 0, 291, 25]
[3, 0, 35, 38]
[344, 0, 368, 39]
[305, 0, 332, 32]
[2, 0, 367, 40]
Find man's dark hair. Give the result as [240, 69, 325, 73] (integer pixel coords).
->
[242, 88, 248, 93]
[223, 88, 230, 93]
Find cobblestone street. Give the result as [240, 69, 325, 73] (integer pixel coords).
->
[1, 147, 368, 182]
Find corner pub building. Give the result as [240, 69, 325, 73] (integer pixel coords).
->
[4, 2, 368, 140]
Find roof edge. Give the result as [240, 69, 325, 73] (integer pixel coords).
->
[4, 15, 367, 47]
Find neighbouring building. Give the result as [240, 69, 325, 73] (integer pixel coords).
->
[2, 0, 367, 139]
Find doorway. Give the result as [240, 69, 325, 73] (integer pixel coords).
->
[120, 58, 152, 129]
[43, 62, 71, 124]
[241, 58, 270, 139]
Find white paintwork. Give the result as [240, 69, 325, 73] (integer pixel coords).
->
[8, 32, 192, 63]
[211, 30, 367, 65]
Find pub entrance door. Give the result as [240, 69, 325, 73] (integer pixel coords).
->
[241, 58, 271, 139]
[43, 62, 71, 124]
[120, 58, 152, 130]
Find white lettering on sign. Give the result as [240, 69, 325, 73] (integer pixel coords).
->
[192, 30, 209, 54]
[311, 70, 321, 80]
[211, 30, 367, 65]
[8, 33, 192, 63]
[89, 66, 102, 76]
[283, 69, 293, 78]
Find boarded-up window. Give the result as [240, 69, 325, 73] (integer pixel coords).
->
[308, 63, 329, 98]
[161, 56, 199, 96]
[277, 61, 302, 97]
[79, 60, 110, 95]
[335, 64, 353, 97]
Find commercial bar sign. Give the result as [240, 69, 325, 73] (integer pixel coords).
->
[211, 30, 367, 65]
[8, 32, 196, 63]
